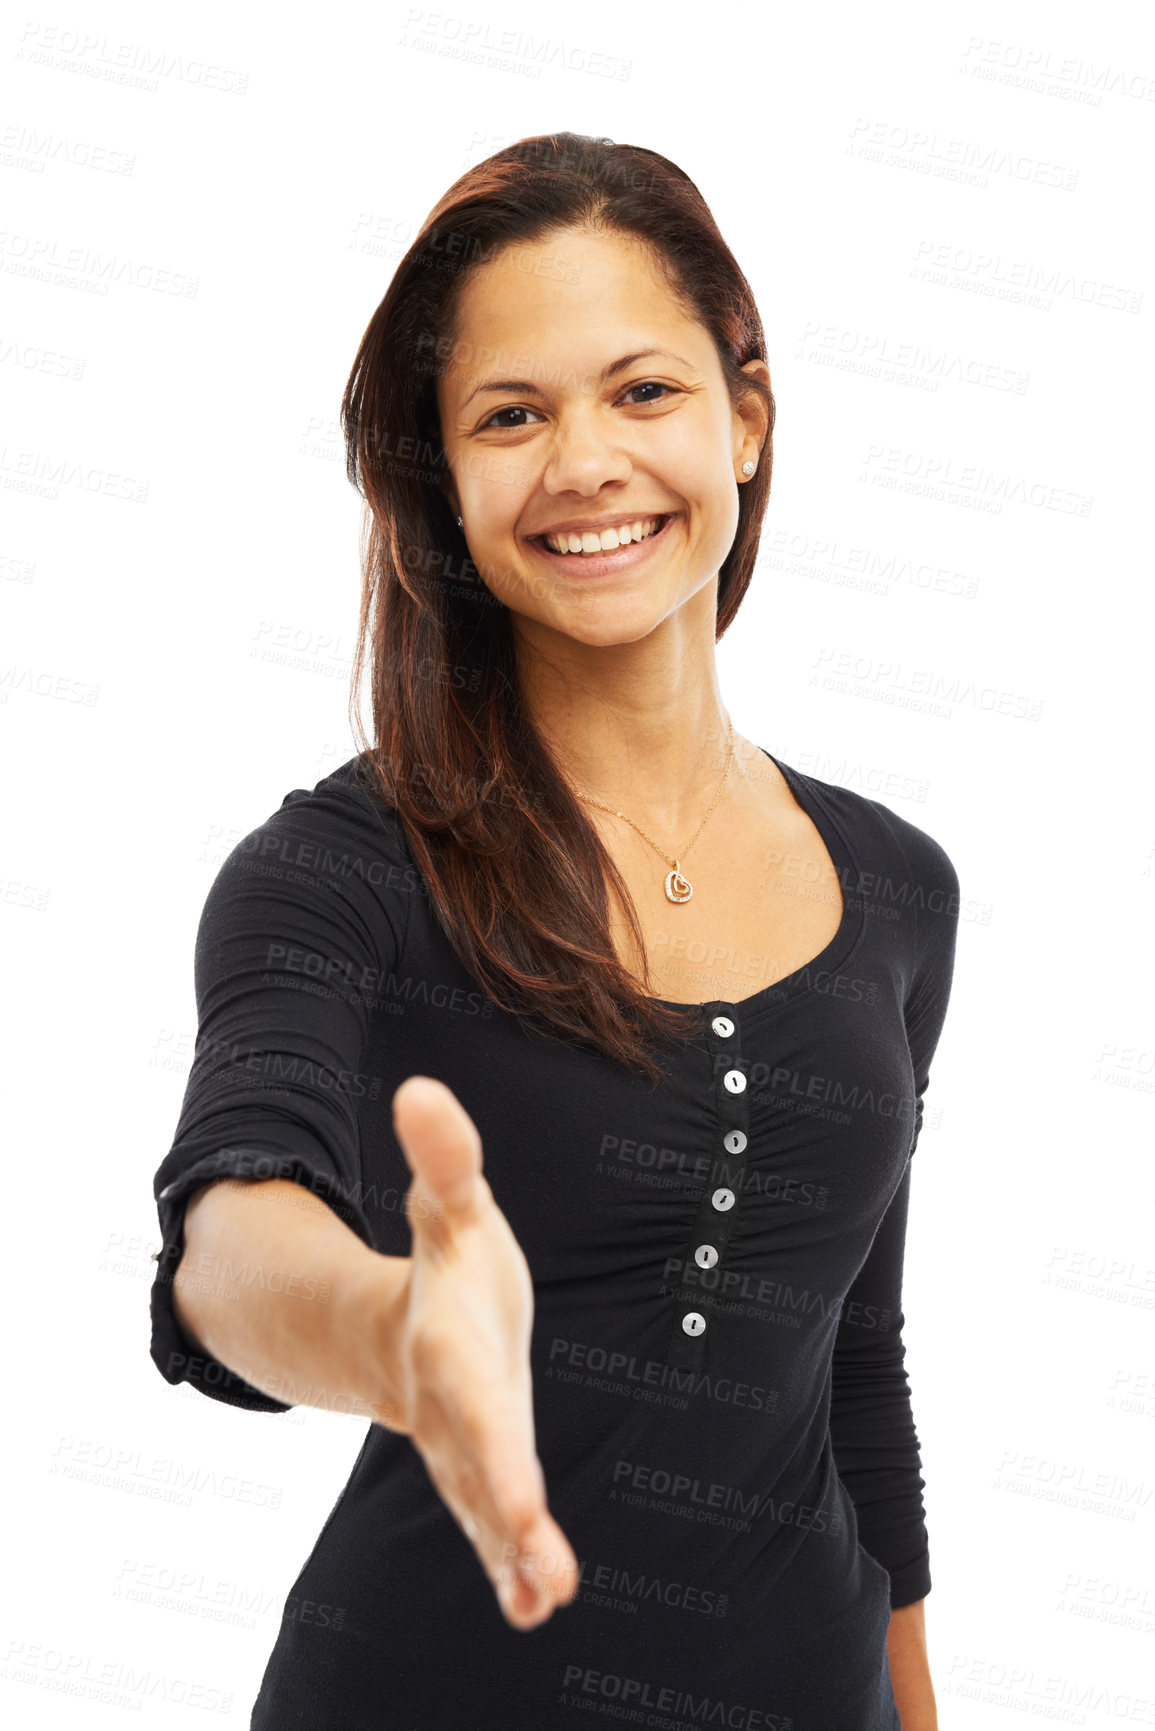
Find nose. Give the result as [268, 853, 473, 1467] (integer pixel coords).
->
[540, 406, 633, 497]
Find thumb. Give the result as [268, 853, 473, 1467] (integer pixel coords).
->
[392, 1075, 487, 1230]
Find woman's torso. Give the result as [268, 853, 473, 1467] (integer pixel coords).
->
[239, 744, 955, 1729]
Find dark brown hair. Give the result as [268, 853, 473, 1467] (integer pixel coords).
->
[341, 131, 776, 1087]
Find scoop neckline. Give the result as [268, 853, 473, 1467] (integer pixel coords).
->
[645, 747, 866, 1019]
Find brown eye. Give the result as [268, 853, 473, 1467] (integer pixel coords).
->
[479, 405, 545, 430]
[621, 382, 677, 406]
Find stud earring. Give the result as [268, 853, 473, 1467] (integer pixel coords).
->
[742, 461, 755, 476]
[456, 515, 463, 527]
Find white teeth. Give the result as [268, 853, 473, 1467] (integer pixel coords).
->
[542, 515, 664, 555]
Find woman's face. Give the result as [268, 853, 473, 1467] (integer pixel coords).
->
[435, 227, 768, 650]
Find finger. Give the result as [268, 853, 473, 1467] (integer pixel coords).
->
[406, 1311, 569, 1608]
[417, 1385, 577, 1624]
[497, 1510, 581, 1620]
[494, 1521, 579, 1628]
[461, 1486, 578, 1629]
[391, 1076, 486, 1230]
[417, 1372, 541, 1559]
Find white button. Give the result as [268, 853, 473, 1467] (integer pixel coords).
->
[712, 1187, 736, 1211]
[724, 1069, 746, 1094]
[711, 1015, 735, 1038]
[694, 1243, 719, 1269]
[682, 1311, 706, 1336]
[724, 1129, 747, 1154]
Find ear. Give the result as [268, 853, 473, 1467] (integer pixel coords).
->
[733, 359, 773, 470]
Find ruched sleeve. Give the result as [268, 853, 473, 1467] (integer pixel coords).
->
[147, 765, 410, 1413]
[829, 827, 959, 1607]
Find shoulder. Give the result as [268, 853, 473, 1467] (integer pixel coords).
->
[773, 753, 961, 915]
[778, 758, 961, 1031]
[201, 754, 423, 962]
[245, 753, 413, 867]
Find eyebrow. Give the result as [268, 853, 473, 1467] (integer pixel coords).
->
[462, 349, 694, 409]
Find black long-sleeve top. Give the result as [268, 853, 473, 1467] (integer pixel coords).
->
[148, 747, 959, 1730]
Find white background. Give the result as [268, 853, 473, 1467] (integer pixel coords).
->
[3, 0, 1153, 1724]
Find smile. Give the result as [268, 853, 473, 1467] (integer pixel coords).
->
[528, 513, 677, 574]
[538, 515, 668, 555]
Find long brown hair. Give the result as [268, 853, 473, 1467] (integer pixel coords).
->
[341, 131, 776, 1087]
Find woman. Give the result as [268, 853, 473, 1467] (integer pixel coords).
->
[150, 132, 957, 1730]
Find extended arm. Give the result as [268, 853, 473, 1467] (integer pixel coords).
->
[170, 1175, 409, 1421]
[147, 782, 577, 1626]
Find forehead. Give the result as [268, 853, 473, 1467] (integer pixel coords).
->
[437, 230, 710, 399]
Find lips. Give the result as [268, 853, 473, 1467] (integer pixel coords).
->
[534, 514, 670, 556]
[525, 511, 679, 578]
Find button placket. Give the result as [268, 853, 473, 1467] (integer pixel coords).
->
[666, 1005, 752, 1367]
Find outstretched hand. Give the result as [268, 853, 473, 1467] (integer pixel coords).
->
[386, 1074, 579, 1630]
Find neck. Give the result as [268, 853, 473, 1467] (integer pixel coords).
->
[514, 617, 748, 836]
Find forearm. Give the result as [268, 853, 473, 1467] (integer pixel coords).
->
[887, 1598, 937, 1730]
[173, 1177, 409, 1423]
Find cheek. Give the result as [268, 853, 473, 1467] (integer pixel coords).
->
[654, 418, 733, 503]
[656, 423, 712, 484]
[690, 486, 741, 568]
[470, 477, 534, 542]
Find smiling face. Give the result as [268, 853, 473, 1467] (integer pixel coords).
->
[435, 227, 768, 652]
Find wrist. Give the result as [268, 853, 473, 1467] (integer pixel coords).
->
[341, 1249, 413, 1429]
[887, 1598, 936, 1729]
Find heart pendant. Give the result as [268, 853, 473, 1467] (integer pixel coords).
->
[664, 866, 693, 904]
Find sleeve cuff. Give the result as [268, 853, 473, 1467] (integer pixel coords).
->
[886, 1551, 932, 1610]
[149, 1144, 377, 1413]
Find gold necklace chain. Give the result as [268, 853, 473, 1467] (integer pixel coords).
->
[574, 713, 735, 904]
